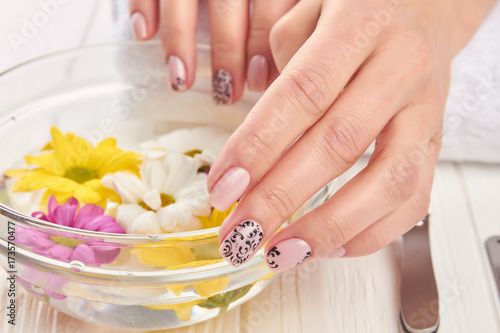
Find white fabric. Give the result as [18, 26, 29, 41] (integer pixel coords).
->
[115, 1, 500, 163]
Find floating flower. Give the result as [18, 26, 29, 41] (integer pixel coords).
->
[140, 126, 230, 169]
[5, 127, 141, 209]
[16, 196, 124, 267]
[102, 153, 211, 233]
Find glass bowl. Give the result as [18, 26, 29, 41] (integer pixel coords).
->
[0, 42, 335, 330]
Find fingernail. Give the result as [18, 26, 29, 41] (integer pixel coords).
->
[219, 220, 264, 267]
[131, 12, 147, 40]
[209, 167, 250, 211]
[247, 55, 269, 92]
[266, 238, 312, 273]
[317, 246, 346, 260]
[167, 55, 187, 91]
[212, 69, 233, 105]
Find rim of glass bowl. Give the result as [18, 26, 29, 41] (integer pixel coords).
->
[0, 40, 210, 77]
[0, 42, 336, 268]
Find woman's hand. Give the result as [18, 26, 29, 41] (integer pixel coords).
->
[129, 0, 297, 103]
[208, 0, 496, 271]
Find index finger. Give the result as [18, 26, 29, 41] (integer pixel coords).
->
[208, 2, 383, 211]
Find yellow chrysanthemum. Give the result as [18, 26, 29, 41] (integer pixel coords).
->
[5, 127, 141, 209]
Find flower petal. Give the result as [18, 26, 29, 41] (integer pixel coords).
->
[45, 244, 74, 260]
[25, 153, 65, 175]
[73, 185, 101, 204]
[91, 245, 121, 264]
[71, 244, 98, 266]
[129, 211, 162, 234]
[143, 189, 162, 211]
[73, 204, 104, 229]
[101, 172, 147, 204]
[52, 199, 78, 227]
[4, 168, 29, 178]
[115, 204, 146, 232]
[48, 195, 59, 216]
[161, 153, 198, 195]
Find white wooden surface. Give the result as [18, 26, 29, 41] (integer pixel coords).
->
[1, 1, 500, 332]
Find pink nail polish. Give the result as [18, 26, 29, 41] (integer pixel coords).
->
[213, 69, 233, 105]
[266, 238, 312, 273]
[317, 246, 346, 260]
[167, 55, 187, 91]
[131, 12, 147, 40]
[247, 55, 269, 92]
[209, 167, 250, 211]
[219, 220, 264, 267]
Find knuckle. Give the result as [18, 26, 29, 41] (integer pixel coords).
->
[237, 123, 277, 165]
[282, 65, 332, 118]
[363, 228, 391, 254]
[316, 117, 365, 168]
[408, 190, 431, 222]
[387, 155, 420, 203]
[249, 24, 271, 42]
[211, 39, 239, 56]
[159, 25, 184, 41]
[318, 214, 349, 251]
[404, 38, 436, 78]
[257, 181, 297, 220]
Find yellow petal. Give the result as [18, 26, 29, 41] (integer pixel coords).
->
[4, 168, 29, 178]
[194, 277, 229, 297]
[98, 151, 141, 177]
[25, 153, 65, 175]
[167, 284, 189, 296]
[73, 185, 101, 204]
[166, 259, 224, 270]
[40, 141, 53, 151]
[11, 170, 78, 192]
[174, 306, 195, 321]
[210, 203, 237, 227]
[50, 127, 91, 169]
[85, 179, 121, 203]
[198, 216, 213, 229]
[87, 138, 117, 170]
[144, 299, 203, 319]
[134, 245, 195, 268]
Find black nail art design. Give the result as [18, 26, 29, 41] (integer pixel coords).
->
[296, 251, 311, 266]
[266, 246, 281, 269]
[212, 69, 232, 105]
[221, 220, 263, 266]
[172, 77, 186, 91]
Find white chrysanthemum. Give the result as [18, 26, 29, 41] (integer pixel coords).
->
[101, 153, 211, 233]
[140, 126, 231, 167]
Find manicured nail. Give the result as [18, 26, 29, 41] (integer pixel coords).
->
[212, 69, 233, 105]
[247, 55, 269, 92]
[131, 12, 147, 40]
[266, 238, 312, 273]
[317, 246, 346, 260]
[209, 167, 250, 211]
[167, 55, 187, 91]
[219, 220, 264, 267]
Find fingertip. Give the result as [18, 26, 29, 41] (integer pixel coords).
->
[131, 12, 148, 40]
[247, 55, 269, 92]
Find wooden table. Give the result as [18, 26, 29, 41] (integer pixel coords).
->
[1, 158, 500, 333]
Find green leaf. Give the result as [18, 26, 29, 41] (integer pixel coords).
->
[198, 284, 253, 314]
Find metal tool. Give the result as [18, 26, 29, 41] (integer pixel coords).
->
[400, 215, 440, 333]
[485, 236, 500, 300]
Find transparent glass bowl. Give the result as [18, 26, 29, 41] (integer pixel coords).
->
[0, 42, 335, 330]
